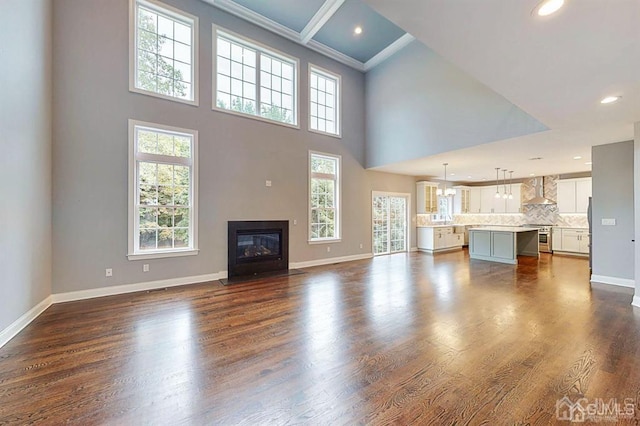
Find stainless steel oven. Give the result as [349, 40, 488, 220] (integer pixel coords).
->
[523, 225, 552, 253]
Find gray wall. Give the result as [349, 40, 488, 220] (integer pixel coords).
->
[0, 0, 53, 330]
[365, 40, 548, 169]
[635, 123, 640, 304]
[52, 0, 415, 293]
[592, 140, 635, 280]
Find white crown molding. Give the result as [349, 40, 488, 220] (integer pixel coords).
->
[364, 33, 415, 71]
[300, 0, 346, 44]
[305, 39, 365, 71]
[291, 253, 373, 269]
[201, 0, 373, 71]
[202, 0, 301, 44]
[0, 296, 52, 349]
[590, 274, 635, 289]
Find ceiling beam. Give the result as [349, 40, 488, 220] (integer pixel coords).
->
[300, 0, 346, 44]
[364, 33, 415, 71]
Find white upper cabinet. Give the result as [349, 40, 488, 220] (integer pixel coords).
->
[416, 181, 439, 214]
[557, 178, 591, 213]
[453, 186, 470, 214]
[505, 183, 522, 213]
[469, 187, 481, 213]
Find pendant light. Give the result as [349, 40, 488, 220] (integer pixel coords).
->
[508, 171, 514, 200]
[437, 163, 456, 196]
[494, 167, 501, 198]
[502, 169, 508, 199]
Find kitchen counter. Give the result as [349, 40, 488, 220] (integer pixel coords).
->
[470, 226, 536, 233]
[468, 228, 538, 265]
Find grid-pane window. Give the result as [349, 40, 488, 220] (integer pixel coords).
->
[129, 121, 198, 258]
[132, 0, 197, 103]
[215, 29, 297, 126]
[310, 66, 340, 136]
[309, 152, 340, 241]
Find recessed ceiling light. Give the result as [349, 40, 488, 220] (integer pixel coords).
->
[600, 96, 621, 104]
[450, 173, 455, 176]
[534, 0, 565, 16]
[354, 26, 363, 35]
[585, 161, 592, 165]
[573, 156, 582, 160]
[467, 175, 472, 179]
[530, 173, 536, 176]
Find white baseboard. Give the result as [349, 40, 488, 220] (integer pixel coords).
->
[632, 296, 640, 308]
[0, 296, 52, 349]
[291, 253, 373, 269]
[590, 274, 635, 289]
[52, 273, 222, 303]
[410, 246, 418, 252]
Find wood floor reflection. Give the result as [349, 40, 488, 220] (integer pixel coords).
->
[2, 250, 640, 424]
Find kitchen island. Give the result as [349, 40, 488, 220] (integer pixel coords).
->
[468, 227, 538, 264]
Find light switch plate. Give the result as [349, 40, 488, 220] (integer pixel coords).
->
[602, 218, 616, 226]
[265, 180, 272, 187]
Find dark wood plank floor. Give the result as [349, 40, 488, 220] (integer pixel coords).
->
[2, 250, 640, 425]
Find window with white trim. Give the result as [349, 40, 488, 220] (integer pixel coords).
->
[128, 120, 198, 259]
[130, 0, 198, 104]
[214, 28, 298, 126]
[309, 65, 340, 136]
[309, 152, 340, 242]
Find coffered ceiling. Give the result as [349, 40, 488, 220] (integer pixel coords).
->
[201, 0, 640, 182]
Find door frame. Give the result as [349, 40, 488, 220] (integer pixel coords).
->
[371, 191, 412, 256]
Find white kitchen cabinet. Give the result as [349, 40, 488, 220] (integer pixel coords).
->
[453, 186, 470, 214]
[505, 183, 522, 213]
[469, 188, 481, 213]
[480, 187, 496, 213]
[557, 178, 591, 213]
[555, 228, 589, 255]
[417, 226, 463, 253]
[575, 180, 592, 213]
[416, 181, 439, 214]
[552, 227, 562, 251]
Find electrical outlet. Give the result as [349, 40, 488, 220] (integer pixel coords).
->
[143, 264, 150, 272]
[359, 243, 363, 249]
[265, 180, 272, 187]
[293, 219, 297, 225]
[327, 246, 331, 253]
[602, 218, 616, 226]
[105, 268, 113, 277]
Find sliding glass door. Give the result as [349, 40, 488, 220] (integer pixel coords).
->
[372, 192, 409, 256]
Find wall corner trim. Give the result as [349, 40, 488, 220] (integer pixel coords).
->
[632, 295, 640, 308]
[590, 274, 635, 289]
[52, 273, 222, 304]
[291, 253, 373, 269]
[0, 296, 53, 349]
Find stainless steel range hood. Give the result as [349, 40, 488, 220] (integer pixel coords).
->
[523, 177, 556, 205]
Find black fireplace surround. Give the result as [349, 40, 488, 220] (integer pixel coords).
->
[228, 220, 289, 279]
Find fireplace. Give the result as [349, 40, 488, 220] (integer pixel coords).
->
[227, 220, 289, 279]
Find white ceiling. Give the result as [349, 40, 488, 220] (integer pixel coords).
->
[364, 0, 640, 181]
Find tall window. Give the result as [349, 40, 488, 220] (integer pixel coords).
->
[309, 152, 340, 242]
[309, 65, 340, 137]
[128, 120, 198, 259]
[130, 0, 198, 104]
[214, 27, 298, 127]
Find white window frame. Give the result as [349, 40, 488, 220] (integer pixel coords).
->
[212, 25, 300, 129]
[308, 64, 341, 138]
[129, 0, 199, 106]
[308, 151, 341, 244]
[128, 119, 199, 260]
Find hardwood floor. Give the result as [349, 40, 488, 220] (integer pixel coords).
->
[1, 250, 640, 425]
